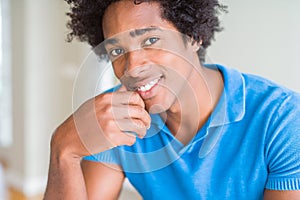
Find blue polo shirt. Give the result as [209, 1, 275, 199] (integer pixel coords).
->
[84, 64, 300, 199]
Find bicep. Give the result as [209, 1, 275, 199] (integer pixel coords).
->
[264, 189, 300, 200]
[81, 160, 125, 200]
[264, 94, 300, 191]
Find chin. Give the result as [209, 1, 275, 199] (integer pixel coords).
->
[145, 99, 173, 114]
[144, 91, 177, 114]
[147, 104, 167, 114]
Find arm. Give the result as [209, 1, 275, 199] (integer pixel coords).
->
[45, 143, 125, 200]
[264, 190, 300, 200]
[44, 115, 92, 200]
[263, 94, 300, 200]
[45, 146, 125, 200]
[44, 150, 88, 200]
[81, 160, 125, 200]
[44, 87, 150, 199]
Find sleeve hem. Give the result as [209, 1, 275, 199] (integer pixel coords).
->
[83, 148, 120, 165]
[266, 178, 300, 190]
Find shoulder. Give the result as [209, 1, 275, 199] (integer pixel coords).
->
[242, 72, 297, 99]
[238, 72, 300, 191]
[241, 72, 300, 114]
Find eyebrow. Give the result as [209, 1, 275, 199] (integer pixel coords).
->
[129, 26, 162, 37]
[104, 26, 163, 46]
[104, 38, 119, 46]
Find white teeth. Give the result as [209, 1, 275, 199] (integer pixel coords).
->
[144, 84, 151, 91]
[137, 78, 160, 92]
[140, 86, 146, 91]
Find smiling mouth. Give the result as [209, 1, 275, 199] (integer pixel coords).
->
[136, 77, 161, 92]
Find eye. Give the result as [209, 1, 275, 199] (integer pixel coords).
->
[143, 37, 160, 46]
[110, 48, 125, 57]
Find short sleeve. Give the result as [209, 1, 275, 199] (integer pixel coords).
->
[265, 93, 300, 190]
[83, 147, 121, 165]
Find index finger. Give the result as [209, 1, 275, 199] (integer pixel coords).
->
[113, 86, 145, 108]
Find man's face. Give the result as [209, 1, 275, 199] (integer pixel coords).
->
[102, 1, 200, 113]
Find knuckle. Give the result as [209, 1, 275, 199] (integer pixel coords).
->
[95, 93, 107, 104]
[129, 106, 141, 116]
[106, 119, 116, 128]
[136, 106, 145, 114]
[101, 104, 113, 115]
[130, 92, 141, 103]
[132, 119, 144, 128]
[100, 119, 115, 132]
[104, 131, 117, 143]
[132, 121, 147, 137]
[101, 92, 112, 99]
[126, 137, 136, 146]
[101, 93, 116, 106]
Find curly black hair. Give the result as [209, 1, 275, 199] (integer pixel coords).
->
[65, 0, 227, 61]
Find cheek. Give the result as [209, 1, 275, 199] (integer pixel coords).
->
[156, 51, 193, 79]
[111, 58, 126, 79]
[112, 66, 122, 79]
[145, 87, 176, 113]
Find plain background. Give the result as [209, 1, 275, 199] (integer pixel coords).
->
[209, 0, 300, 92]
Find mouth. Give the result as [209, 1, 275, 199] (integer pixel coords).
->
[133, 76, 163, 100]
[136, 77, 161, 92]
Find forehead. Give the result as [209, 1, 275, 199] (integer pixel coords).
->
[102, 1, 177, 39]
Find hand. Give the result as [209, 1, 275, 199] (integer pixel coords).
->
[50, 86, 151, 159]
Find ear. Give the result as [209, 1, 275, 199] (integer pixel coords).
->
[190, 40, 202, 52]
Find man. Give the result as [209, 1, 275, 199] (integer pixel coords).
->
[45, 0, 300, 199]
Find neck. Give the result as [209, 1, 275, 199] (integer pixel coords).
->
[162, 64, 223, 145]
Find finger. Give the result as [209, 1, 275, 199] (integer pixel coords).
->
[105, 129, 137, 146]
[116, 119, 147, 139]
[112, 105, 151, 128]
[121, 132, 137, 146]
[112, 91, 145, 108]
[127, 92, 145, 108]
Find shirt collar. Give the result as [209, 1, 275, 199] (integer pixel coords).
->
[198, 64, 246, 158]
[150, 64, 246, 129]
[148, 64, 246, 158]
[208, 64, 246, 127]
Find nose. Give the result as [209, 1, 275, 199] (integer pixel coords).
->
[124, 49, 150, 77]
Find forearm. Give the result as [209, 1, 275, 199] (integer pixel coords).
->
[44, 153, 88, 200]
[43, 89, 145, 199]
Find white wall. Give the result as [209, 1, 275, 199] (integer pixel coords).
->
[0, 0, 91, 197]
[208, 0, 300, 92]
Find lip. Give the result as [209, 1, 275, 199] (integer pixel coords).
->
[132, 75, 163, 90]
[136, 76, 162, 100]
